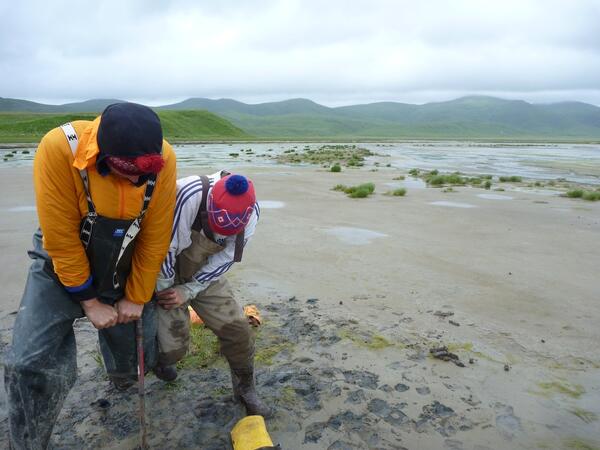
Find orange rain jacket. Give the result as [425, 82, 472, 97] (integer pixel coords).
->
[33, 118, 176, 304]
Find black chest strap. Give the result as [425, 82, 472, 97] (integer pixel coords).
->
[192, 175, 245, 263]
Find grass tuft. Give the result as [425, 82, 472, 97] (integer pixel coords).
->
[177, 324, 220, 369]
[384, 188, 406, 196]
[333, 183, 375, 198]
[499, 176, 522, 182]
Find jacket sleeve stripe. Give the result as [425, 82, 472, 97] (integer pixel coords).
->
[193, 261, 234, 283]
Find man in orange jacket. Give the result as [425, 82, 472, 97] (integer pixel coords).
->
[3, 103, 176, 449]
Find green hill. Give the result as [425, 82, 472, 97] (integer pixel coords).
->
[2, 95, 600, 141]
[159, 95, 600, 140]
[0, 110, 249, 143]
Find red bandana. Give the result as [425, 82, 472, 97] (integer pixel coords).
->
[106, 155, 164, 175]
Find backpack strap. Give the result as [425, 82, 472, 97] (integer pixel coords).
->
[60, 122, 96, 249]
[191, 175, 215, 242]
[233, 232, 244, 262]
[111, 175, 156, 289]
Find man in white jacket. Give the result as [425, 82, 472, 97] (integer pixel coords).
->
[155, 171, 270, 417]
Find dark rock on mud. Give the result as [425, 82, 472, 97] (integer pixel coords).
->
[368, 398, 391, 417]
[430, 346, 466, 367]
[346, 389, 367, 404]
[342, 370, 379, 389]
[394, 383, 410, 392]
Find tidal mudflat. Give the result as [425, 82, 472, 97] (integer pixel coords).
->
[0, 152, 598, 448]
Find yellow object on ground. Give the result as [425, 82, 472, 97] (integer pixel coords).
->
[230, 415, 274, 450]
[188, 304, 261, 326]
[244, 304, 261, 326]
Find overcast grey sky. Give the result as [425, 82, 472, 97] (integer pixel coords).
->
[1, 0, 599, 106]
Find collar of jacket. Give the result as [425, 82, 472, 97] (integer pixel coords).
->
[72, 117, 101, 171]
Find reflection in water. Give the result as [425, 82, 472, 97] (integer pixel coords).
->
[5, 205, 37, 212]
[324, 227, 387, 245]
[385, 177, 427, 189]
[477, 194, 513, 200]
[429, 201, 477, 208]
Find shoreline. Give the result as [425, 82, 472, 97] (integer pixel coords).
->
[3, 138, 600, 148]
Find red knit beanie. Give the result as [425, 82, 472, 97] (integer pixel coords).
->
[208, 175, 256, 236]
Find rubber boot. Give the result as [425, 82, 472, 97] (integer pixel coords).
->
[231, 362, 272, 418]
[109, 375, 134, 391]
[154, 364, 178, 382]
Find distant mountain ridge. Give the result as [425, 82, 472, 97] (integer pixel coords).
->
[1, 95, 600, 139]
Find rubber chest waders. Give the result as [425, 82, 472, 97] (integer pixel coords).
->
[4, 123, 159, 450]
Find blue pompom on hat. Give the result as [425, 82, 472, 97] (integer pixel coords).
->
[225, 174, 249, 195]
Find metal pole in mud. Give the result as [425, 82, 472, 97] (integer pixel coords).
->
[136, 319, 147, 449]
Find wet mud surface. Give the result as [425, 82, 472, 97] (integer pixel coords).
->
[0, 292, 599, 449]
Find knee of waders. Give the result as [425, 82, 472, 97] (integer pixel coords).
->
[214, 318, 252, 341]
[158, 347, 188, 367]
[5, 361, 76, 394]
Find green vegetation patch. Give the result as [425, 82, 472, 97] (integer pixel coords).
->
[330, 163, 342, 172]
[177, 324, 220, 369]
[566, 189, 600, 201]
[426, 173, 466, 186]
[277, 144, 374, 167]
[384, 188, 407, 196]
[498, 176, 523, 182]
[332, 183, 376, 198]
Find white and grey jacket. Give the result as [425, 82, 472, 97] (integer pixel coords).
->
[156, 171, 259, 300]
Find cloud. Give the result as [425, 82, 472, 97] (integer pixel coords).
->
[1, 0, 599, 105]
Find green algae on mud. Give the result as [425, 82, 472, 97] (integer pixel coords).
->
[563, 438, 600, 450]
[254, 325, 296, 366]
[255, 342, 295, 365]
[533, 380, 586, 399]
[279, 385, 297, 406]
[338, 329, 395, 350]
[177, 324, 220, 369]
[569, 408, 599, 424]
